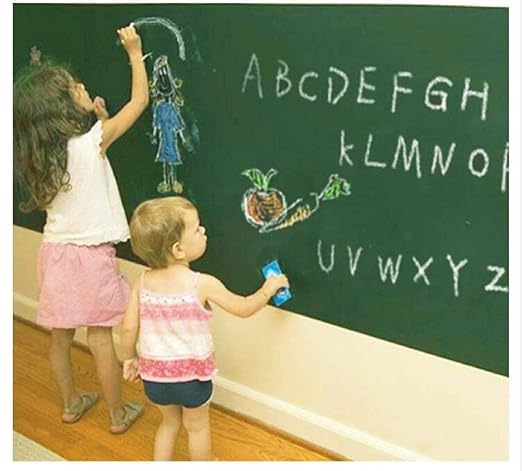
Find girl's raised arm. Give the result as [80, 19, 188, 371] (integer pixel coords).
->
[199, 273, 289, 318]
[100, 25, 149, 154]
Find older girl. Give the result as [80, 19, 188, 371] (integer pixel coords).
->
[14, 25, 148, 433]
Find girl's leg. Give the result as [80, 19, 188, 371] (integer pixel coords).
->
[153, 404, 182, 461]
[182, 403, 212, 461]
[163, 162, 168, 187]
[168, 164, 175, 188]
[49, 328, 81, 418]
[86, 326, 124, 422]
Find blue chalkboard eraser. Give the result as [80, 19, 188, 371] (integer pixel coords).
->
[261, 260, 292, 307]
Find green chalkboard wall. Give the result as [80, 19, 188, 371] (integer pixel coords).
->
[13, 4, 508, 375]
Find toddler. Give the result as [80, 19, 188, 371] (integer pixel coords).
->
[120, 196, 289, 459]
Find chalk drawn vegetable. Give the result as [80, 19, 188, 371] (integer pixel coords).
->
[240, 169, 351, 233]
[241, 168, 287, 227]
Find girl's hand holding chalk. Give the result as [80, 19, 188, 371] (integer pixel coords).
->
[117, 24, 143, 61]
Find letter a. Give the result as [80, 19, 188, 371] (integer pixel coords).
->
[241, 53, 264, 99]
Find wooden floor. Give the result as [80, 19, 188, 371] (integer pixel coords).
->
[13, 319, 338, 461]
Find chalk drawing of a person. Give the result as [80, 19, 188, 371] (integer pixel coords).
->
[149, 55, 192, 194]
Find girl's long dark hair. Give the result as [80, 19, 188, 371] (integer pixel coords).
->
[13, 61, 93, 212]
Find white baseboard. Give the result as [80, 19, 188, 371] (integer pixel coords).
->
[13, 290, 428, 461]
[13, 292, 38, 318]
[211, 375, 429, 461]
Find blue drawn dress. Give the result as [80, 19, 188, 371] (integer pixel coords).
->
[153, 100, 185, 166]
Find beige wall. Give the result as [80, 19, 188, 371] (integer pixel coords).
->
[13, 225, 508, 460]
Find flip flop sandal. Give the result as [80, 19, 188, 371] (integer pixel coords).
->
[109, 401, 144, 434]
[62, 392, 99, 424]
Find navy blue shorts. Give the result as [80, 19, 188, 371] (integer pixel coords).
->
[142, 379, 213, 408]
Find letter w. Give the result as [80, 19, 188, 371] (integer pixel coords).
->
[377, 255, 403, 284]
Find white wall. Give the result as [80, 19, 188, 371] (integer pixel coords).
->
[13, 225, 508, 460]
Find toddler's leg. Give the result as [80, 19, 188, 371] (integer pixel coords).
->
[153, 404, 182, 460]
[182, 404, 212, 461]
[86, 326, 124, 422]
[49, 328, 80, 418]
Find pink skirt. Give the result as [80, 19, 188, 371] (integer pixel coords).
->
[36, 243, 130, 329]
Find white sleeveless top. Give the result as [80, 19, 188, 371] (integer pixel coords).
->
[43, 121, 130, 245]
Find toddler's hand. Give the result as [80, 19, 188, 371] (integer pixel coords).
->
[93, 96, 109, 120]
[123, 358, 140, 382]
[263, 274, 289, 297]
[117, 24, 143, 61]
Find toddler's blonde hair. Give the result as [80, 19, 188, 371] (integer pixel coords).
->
[130, 196, 196, 268]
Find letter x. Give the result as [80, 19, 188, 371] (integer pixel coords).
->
[412, 256, 433, 285]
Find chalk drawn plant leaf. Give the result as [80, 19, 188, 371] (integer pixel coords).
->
[319, 174, 351, 201]
[242, 168, 270, 190]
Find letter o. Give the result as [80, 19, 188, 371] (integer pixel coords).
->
[468, 148, 490, 178]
